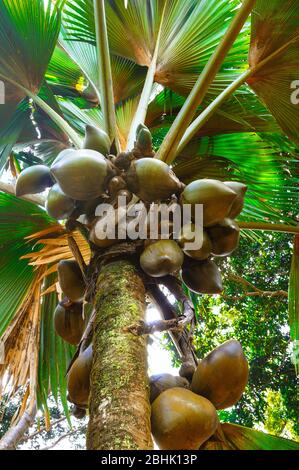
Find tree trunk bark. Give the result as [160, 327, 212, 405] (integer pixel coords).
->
[86, 258, 153, 450]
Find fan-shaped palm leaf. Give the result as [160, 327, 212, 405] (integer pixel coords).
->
[202, 423, 299, 450]
[172, 132, 299, 223]
[62, 0, 250, 98]
[0, 194, 55, 337]
[0, 0, 61, 100]
[247, 0, 299, 145]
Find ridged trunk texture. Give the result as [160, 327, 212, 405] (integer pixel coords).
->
[86, 259, 153, 450]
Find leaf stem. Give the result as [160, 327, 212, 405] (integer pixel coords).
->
[239, 221, 299, 234]
[28, 93, 82, 148]
[177, 68, 252, 153]
[0, 72, 82, 148]
[177, 33, 299, 154]
[93, 0, 119, 150]
[156, 0, 256, 164]
[126, 0, 167, 151]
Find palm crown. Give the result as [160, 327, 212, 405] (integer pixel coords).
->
[0, 0, 298, 450]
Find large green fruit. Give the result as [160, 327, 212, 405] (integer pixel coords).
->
[89, 205, 127, 248]
[15, 165, 54, 196]
[46, 184, 75, 220]
[224, 181, 247, 219]
[57, 260, 85, 302]
[67, 345, 92, 408]
[151, 388, 218, 450]
[140, 240, 184, 277]
[178, 223, 212, 260]
[180, 179, 237, 227]
[52, 148, 74, 166]
[83, 124, 110, 155]
[150, 374, 190, 403]
[181, 259, 223, 294]
[191, 340, 249, 410]
[208, 218, 240, 257]
[72, 406, 86, 420]
[126, 158, 182, 202]
[89, 218, 119, 248]
[51, 149, 114, 200]
[54, 301, 84, 345]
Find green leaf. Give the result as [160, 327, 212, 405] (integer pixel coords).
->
[172, 132, 299, 223]
[288, 235, 299, 374]
[62, 0, 250, 99]
[0, 0, 62, 169]
[0, 100, 31, 172]
[37, 274, 75, 423]
[0, 193, 55, 338]
[221, 423, 299, 450]
[0, 0, 61, 97]
[46, 47, 86, 95]
[248, 0, 299, 145]
[148, 88, 280, 137]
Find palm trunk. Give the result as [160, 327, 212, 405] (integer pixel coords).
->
[86, 258, 153, 450]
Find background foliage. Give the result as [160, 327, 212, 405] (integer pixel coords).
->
[167, 232, 299, 440]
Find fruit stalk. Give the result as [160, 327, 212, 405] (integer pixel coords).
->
[86, 259, 153, 450]
[126, 0, 167, 151]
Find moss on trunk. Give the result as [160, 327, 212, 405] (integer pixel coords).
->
[86, 259, 153, 450]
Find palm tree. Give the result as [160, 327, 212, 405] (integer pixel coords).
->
[0, 0, 298, 450]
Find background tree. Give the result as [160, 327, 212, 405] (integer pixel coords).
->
[184, 233, 298, 440]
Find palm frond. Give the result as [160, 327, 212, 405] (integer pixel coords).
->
[172, 132, 299, 223]
[0, 193, 55, 338]
[62, 0, 250, 98]
[46, 46, 86, 95]
[0, 0, 61, 98]
[247, 0, 299, 145]
[0, 101, 30, 172]
[148, 88, 280, 137]
[202, 423, 299, 450]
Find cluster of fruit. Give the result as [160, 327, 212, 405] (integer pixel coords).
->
[53, 259, 91, 415]
[150, 340, 249, 449]
[16, 124, 247, 295]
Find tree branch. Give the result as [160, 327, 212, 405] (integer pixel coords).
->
[146, 280, 198, 374]
[19, 416, 67, 444]
[40, 426, 87, 451]
[124, 318, 184, 336]
[0, 404, 37, 450]
[225, 273, 288, 300]
[222, 291, 288, 301]
[93, 0, 119, 148]
[126, 0, 167, 150]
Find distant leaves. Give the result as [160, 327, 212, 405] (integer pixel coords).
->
[288, 235, 299, 373]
